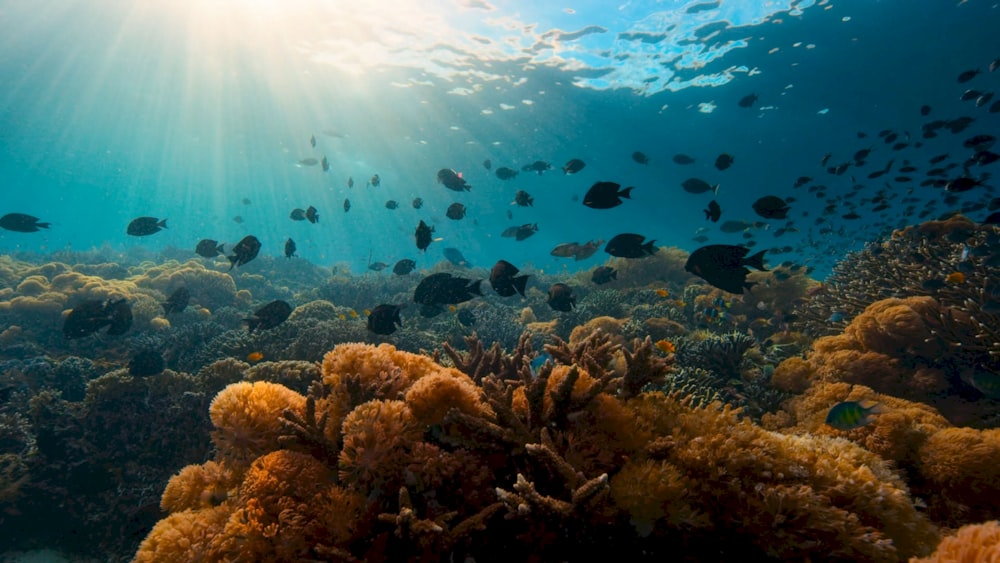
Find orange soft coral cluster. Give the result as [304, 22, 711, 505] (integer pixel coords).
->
[137, 342, 938, 561]
[911, 520, 1000, 562]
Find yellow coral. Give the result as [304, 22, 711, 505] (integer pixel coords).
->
[338, 399, 421, 489]
[920, 428, 1000, 514]
[911, 520, 1000, 562]
[134, 505, 231, 563]
[405, 371, 489, 426]
[771, 356, 815, 393]
[161, 461, 236, 513]
[209, 381, 306, 465]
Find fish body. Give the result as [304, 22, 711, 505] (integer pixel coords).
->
[284, 238, 297, 258]
[605, 233, 656, 258]
[502, 223, 538, 241]
[495, 167, 519, 180]
[446, 203, 467, 220]
[752, 196, 791, 219]
[290, 208, 307, 221]
[738, 93, 758, 108]
[298, 158, 318, 166]
[513, 190, 534, 207]
[195, 239, 225, 257]
[412, 198, 424, 209]
[825, 401, 881, 431]
[685, 244, 768, 294]
[682, 178, 718, 194]
[368, 262, 389, 272]
[369, 174, 381, 187]
[704, 200, 721, 222]
[385, 200, 398, 210]
[490, 260, 529, 297]
[414, 273, 483, 306]
[368, 304, 404, 335]
[632, 151, 649, 164]
[393, 259, 417, 275]
[591, 266, 617, 284]
[0, 213, 51, 232]
[305, 206, 319, 224]
[437, 168, 472, 191]
[442, 247, 472, 268]
[562, 158, 586, 174]
[672, 153, 695, 165]
[714, 153, 734, 170]
[127, 216, 167, 236]
[415, 220, 434, 251]
[162, 287, 191, 315]
[228, 235, 261, 270]
[343, 199, 351, 212]
[321, 156, 329, 171]
[63, 298, 132, 339]
[547, 283, 576, 311]
[583, 181, 633, 209]
[522, 160, 553, 175]
[245, 300, 292, 333]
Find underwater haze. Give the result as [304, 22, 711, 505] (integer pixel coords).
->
[1, 0, 997, 276]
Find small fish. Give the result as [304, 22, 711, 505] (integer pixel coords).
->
[244, 300, 292, 333]
[945, 272, 965, 284]
[414, 273, 482, 306]
[0, 213, 51, 232]
[247, 351, 264, 363]
[946, 177, 986, 193]
[298, 158, 319, 166]
[654, 289, 669, 298]
[631, 151, 650, 165]
[562, 158, 586, 174]
[521, 160, 553, 175]
[369, 174, 381, 187]
[654, 339, 676, 354]
[127, 216, 167, 236]
[309, 135, 316, 147]
[343, 198, 351, 212]
[495, 167, 519, 180]
[714, 153, 734, 170]
[446, 203, 467, 220]
[483, 158, 492, 171]
[681, 178, 718, 195]
[392, 259, 416, 275]
[232, 215, 244, 224]
[347, 176, 354, 189]
[672, 153, 695, 165]
[321, 156, 329, 172]
[546, 283, 576, 312]
[957, 69, 980, 83]
[290, 208, 307, 221]
[605, 233, 656, 258]
[490, 259, 529, 297]
[368, 262, 389, 272]
[685, 244, 767, 294]
[63, 298, 132, 339]
[513, 190, 534, 207]
[228, 235, 261, 270]
[704, 200, 721, 222]
[415, 220, 434, 251]
[367, 304, 404, 335]
[737, 93, 758, 108]
[529, 352, 552, 377]
[752, 196, 791, 220]
[443, 247, 472, 268]
[827, 311, 845, 323]
[195, 239, 225, 258]
[591, 266, 617, 285]
[437, 168, 472, 192]
[241, 198, 251, 205]
[501, 223, 538, 241]
[305, 205, 319, 224]
[583, 181, 633, 209]
[129, 350, 165, 377]
[162, 287, 191, 315]
[385, 200, 399, 210]
[411, 198, 423, 209]
[825, 401, 882, 431]
[284, 238, 297, 258]
[920, 105, 931, 116]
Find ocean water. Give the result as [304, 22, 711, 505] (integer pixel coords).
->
[1, 0, 997, 278]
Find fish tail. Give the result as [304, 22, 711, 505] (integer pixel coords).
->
[244, 318, 260, 333]
[513, 275, 529, 297]
[159, 219, 168, 229]
[745, 249, 768, 271]
[610, 270, 618, 280]
[620, 186, 634, 199]
[712, 184, 720, 195]
[217, 244, 225, 255]
[37, 222, 52, 229]
[703, 209, 710, 220]
[642, 240, 656, 255]
[469, 279, 484, 296]
[228, 255, 237, 271]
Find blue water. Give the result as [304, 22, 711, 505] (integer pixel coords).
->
[1, 0, 999, 279]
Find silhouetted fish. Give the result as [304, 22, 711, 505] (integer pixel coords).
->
[245, 300, 292, 333]
[196, 239, 225, 257]
[127, 217, 167, 236]
[162, 287, 190, 315]
[546, 283, 576, 311]
[228, 235, 261, 270]
[605, 233, 656, 258]
[490, 260, 529, 297]
[368, 304, 403, 335]
[0, 213, 51, 232]
[685, 244, 767, 294]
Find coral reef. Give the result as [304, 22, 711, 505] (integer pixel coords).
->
[912, 520, 1000, 562]
[137, 341, 937, 561]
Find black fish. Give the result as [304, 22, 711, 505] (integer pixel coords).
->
[299, 158, 318, 166]
[704, 200, 721, 222]
[738, 93, 758, 108]
[0, 213, 51, 233]
[958, 69, 980, 83]
[684, 244, 767, 294]
[368, 262, 388, 272]
[983, 211, 1000, 225]
[385, 200, 398, 210]
[631, 151, 649, 164]
[495, 167, 519, 180]
[681, 178, 718, 194]
[446, 203, 467, 220]
[162, 287, 191, 315]
[228, 235, 261, 270]
[290, 208, 307, 221]
[483, 159, 492, 170]
[605, 233, 656, 258]
[305, 206, 319, 224]
[672, 153, 695, 165]
[367, 304, 404, 335]
[752, 196, 791, 219]
[414, 273, 482, 306]
[106, 299, 133, 335]
[583, 181, 633, 209]
[513, 190, 534, 207]
[321, 156, 329, 172]
[392, 259, 416, 275]
[443, 247, 472, 268]
[284, 238, 297, 258]
[412, 198, 424, 209]
[369, 174, 381, 187]
[63, 298, 131, 339]
[501, 223, 538, 241]
[233, 216, 244, 224]
[127, 216, 167, 236]
[546, 283, 576, 312]
[245, 300, 292, 333]
[946, 177, 986, 193]
[920, 105, 932, 116]
[343, 199, 351, 212]
[415, 220, 434, 251]
[310, 134, 316, 148]
[195, 239, 225, 257]
[490, 260, 529, 297]
[129, 350, 165, 377]
[521, 160, 552, 175]
[347, 177, 354, 189]
[964, 134, 996, 150]
[591, 266, 617, 285]
[457, 308, 476, 327]
[437, 168, 471, 191]
[562, 158, 586, 174]
[715, 153, 734, 170]
[793, 176, 812, 188]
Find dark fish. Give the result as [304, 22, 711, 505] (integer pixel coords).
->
[704, 200, 721, 222]
[128, 350, 165, 377]
[737, 93, 758, 108]
[992, 99, 1000, 113]
[127, 216, 167, 236]
[946, 177, 986, 192]
[343, 199, 351, 212]
[853, 147, 872, 162]
[692, 235, 709, 243]
[983, 211, 1000, 225]
[495, 167, 519, 180]
[412, 198, 424, 209]
[501, 223, 538, 241]
[522, 161, 553, 175]
[385, 200, 398, 210]
[591, 266, 617, 285]
[415, 220, 434, 251]
[842, 212, 861, 220]
[973, 151, 1000, 166]
[457, 308, 476, 327]
[793, 176, 812, 188]
[681, 178, 719, 195]
[437, 168, 471, 191]
[368, 304, 404, 335]
[920, 105, 931, 116]
[195, 239, 225, 258]
[284, 238, 296, 258]
[685, 244, 767, 294]
[672, 153, 695, 165]
[368, 262, 388, 271]
[310, 135, 316, 147]
[446, 203, 467, 220]
[245, 300, 292, 333]
[483, 159, 492, 170]
[631, 151, 650, 164]
[562, 158, 586, 174]
[546, 283, 576, 312]
[290, 208, 307, 221]
[63, 298, 132, 339]
[242, 197, 252, 205]
[392, 259, 416, 275]
[958, 69, 980, 83]
[961, 89, 983, 102]
[825, 401, 880, 431]
[490, 260, 529, 297]
[305, 205, 319, 224]
[992, 58, 1000, 72]
[321, 156, 329, 172]
[506, 209, 513, 220]
[605, 233, 656, 258]
[162, 287, 191, 315]
[369, 174, 381, 187]
[513, 190, 534, 207]
[820, 153, 832, 167]
[347, 177, 354, 189]
[232, 216, 244, 224]
[964, 134, 996, 150]
[977, 93, 995, 108]
[443, 247, 472, 267]
[414, 273, 483, 306]
[583, 181, 633, 209]
[752, 196, 791, 219]
[0, 213, 51, 233]
[228, 235, 261, 270]
[715, 153, 734, 170]
[298, 158, 318, 166]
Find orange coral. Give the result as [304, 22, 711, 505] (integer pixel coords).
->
[771, 356, 816, 393]
[920, 428, 1000, 522]
[405, 371, 488, 426]
[844, 296, 945, 357]
[338, 399, 421, 490]
[209, 381, 306, 465]
[160, 461, 236, 513]
[134, 505, 231, 562]
[911, 520, 1000, 562]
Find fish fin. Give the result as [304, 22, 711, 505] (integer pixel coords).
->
[620, 186, 634, 199]
[703, 209, 710, 220]
[244, 318, 260, 333]
[642, 240, 656, 255]
[712, 184, 720, 195]
[745, 249, 768, 271]
[469, 279, 484, 296]
[228, 256, 237, 271]
[217, 244, 225, 255]
[159, 219, 168, 229]
[513, 275, 529, 297]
